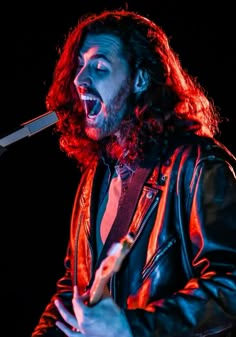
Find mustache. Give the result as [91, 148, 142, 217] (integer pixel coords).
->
[78, 86, 102, 101]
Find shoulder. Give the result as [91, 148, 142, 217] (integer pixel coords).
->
[161, 135, 236, 181]
[157, 135, 236, 195]
[169, 134, 235, 164]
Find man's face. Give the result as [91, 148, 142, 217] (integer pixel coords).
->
[74, 33, 133, 141]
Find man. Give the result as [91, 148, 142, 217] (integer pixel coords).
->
[32, 9, 236, 337]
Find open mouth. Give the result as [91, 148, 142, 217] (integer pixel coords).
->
[81, 95, 102, 119]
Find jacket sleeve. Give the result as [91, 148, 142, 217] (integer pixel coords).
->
[125, 152, 236, 337]
[31, 164, 94, 337]
[31, 244, 73, 337]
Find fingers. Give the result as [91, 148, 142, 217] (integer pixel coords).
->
[73, 285, 90, 302]
[73, 285, 90, 308]
[73, 285, 79, 298]
[55, 321, 81, 336]
[54, 299, 80, 332]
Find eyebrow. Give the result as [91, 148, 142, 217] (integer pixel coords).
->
[79, 53, 112, 64]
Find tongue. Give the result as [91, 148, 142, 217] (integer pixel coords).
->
[86, 100, 102, 117]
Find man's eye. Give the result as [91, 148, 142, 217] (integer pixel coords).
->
[95, 62, 107, 71]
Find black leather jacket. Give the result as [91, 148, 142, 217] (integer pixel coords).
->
[32, 135, 236, 337]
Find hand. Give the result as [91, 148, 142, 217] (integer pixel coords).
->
[54, 285, 133, 337]
[54, 298, 81, 336]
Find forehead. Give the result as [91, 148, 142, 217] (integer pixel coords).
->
[79, 33, 124, 60]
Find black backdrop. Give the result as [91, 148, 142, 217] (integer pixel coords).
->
[1, 1, 235, 336]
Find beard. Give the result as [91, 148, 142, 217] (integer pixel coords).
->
[84, 78, 134, 141]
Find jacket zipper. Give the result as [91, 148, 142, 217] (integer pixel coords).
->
[74, 213, 83, 286]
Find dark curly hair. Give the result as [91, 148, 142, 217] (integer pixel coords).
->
[46, 9, 221, 171]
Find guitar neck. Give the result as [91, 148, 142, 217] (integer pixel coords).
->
[89, 233, 134, 305]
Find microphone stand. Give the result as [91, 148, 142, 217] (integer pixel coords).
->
[0, 145, 6, 157]
[0, 111, 58, 157]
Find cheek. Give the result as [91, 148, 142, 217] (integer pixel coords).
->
[101, 73, 129, 101]
[100, 84, 116, 103]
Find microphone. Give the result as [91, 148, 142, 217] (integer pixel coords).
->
[0, 111, 58, 148]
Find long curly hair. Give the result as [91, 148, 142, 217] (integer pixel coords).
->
[46, 9, 221, 171]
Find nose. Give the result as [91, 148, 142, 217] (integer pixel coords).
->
[74, 66, 92, 88]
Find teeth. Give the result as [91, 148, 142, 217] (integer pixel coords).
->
[80, 94, 102, 118]
[85, 99, 101, 118]
[81, 94, 97, 101]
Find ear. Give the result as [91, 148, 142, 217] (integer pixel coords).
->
[133, 69, 149, 94]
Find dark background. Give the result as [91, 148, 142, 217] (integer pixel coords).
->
[1, 1, 235, 336]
